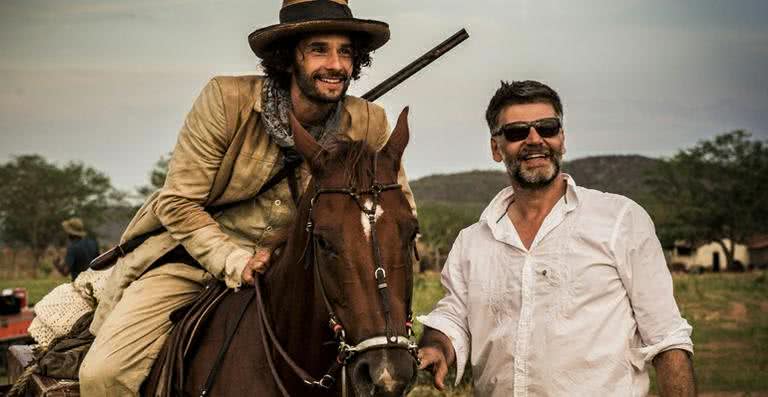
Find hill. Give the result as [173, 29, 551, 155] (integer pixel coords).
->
[410, 155, 663, 205]
[409, 155, 667, 263]
[564, 155, 663, 200]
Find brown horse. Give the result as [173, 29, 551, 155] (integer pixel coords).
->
[147, 108, 419, 397]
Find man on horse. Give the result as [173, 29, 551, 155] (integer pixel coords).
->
[416, 80, 695, 396]
[79, 1, 414, 394]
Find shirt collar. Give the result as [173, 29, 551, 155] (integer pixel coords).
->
[479, 173, 581, 239]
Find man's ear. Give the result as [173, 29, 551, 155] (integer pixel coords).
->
[491, 137, 503, 163]
[561, 129, 567, 156]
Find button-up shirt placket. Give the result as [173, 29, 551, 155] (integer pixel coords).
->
[513, 252, 534, 397]
[511, 200, 567, 397]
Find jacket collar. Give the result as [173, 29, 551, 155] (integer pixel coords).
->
[253, 77, 264, 113]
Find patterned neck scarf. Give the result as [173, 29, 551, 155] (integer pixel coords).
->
[261, 77, 343, 148]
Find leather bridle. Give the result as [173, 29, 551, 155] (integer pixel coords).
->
[255, 154, 419, 397]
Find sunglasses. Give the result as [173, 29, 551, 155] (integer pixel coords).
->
[493, 117, 562, 142]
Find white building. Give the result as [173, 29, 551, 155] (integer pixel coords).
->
[669, 239, 749, 272]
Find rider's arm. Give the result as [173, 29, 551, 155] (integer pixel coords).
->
[154, 78, 251, 289]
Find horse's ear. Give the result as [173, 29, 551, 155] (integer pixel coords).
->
[382, 107, 410, 161]
[290, 112, 323, 166]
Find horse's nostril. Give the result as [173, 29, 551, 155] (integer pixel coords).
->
[351, 361, 377, 397]
[354, 361, 373, 386]
[350, 351, 416, 397]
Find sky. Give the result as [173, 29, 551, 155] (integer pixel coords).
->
[1, 0, 767, 193]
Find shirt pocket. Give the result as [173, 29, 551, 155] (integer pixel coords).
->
[469, 255, 522, 333]
[534, 248, 578, 326]
[218, 155, 277, 204]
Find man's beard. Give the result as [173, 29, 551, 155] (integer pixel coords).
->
[294, 63, 351, 104]
[503, 146, 563, 190]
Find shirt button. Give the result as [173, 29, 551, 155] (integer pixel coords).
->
[265, 226, 273, 232]
[274, 200, 281, 206]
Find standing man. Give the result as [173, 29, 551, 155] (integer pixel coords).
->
[417, 81, 695, 396]
[79, 1, 413, 395]
[54, 217, 99, 281]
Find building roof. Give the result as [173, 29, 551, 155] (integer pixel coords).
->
[747, 235, 768, 249]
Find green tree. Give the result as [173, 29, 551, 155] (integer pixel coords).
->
[649, 131, 768, 270]
[417, 201, 484, 270]
[0, 154, 116, 272]
[136, 153, 170, 198]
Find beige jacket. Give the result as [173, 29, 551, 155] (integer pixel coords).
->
[91, 75, 414, 334]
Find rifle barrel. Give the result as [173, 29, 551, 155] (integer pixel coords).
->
[362, 28, 470, 102]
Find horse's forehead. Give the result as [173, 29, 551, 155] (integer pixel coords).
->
[360, 198, 385, 241]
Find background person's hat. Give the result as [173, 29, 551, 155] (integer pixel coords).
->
[61, 218, 87, 237]
[248, 0, 390, 58]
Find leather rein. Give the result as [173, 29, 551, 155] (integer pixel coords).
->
[254, 154, 419, 397]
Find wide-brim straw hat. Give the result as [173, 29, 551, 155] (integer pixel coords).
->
[249, 0, 390, 59]
[61, 218, 87, 237]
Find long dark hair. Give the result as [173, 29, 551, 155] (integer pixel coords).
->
[259, 32, 373, 90]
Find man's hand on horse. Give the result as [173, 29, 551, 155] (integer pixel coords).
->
[418, 346, 449, 390]
[241, 249, 272, 286]
[417, 327, 456, 391]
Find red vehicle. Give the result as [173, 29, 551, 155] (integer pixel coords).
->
[0, 288, 34, 343]
[1, 287, 35, 388]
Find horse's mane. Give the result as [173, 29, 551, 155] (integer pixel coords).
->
[319, 135, 377, 188]
[268, 135, 378, 278]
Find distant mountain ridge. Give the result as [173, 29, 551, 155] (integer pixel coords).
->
[410, 155, 663, 205]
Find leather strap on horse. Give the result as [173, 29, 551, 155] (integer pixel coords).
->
[199, 289, 256, 397]
[254, 275, 330, 396]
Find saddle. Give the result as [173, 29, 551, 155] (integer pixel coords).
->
[143, 279, 253, 397]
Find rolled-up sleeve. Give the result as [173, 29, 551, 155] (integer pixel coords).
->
[417, 231, 471, 384]
[154, 78, 250, 288]
[612, 201, 694, 363]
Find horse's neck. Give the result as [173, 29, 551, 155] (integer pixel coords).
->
[264, 251, 333, 377]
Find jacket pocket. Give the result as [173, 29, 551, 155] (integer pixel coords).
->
[216, 156, 277, 204]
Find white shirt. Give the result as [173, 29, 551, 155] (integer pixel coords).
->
[418, 175, 693, 397]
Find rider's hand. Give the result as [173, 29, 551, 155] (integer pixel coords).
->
[418, 346, 449, 391]
[240, 249, 272, 286]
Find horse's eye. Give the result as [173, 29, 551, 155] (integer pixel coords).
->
[315, 235, 337, 255]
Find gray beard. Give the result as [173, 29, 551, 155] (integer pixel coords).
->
[504, 152, 563, 190]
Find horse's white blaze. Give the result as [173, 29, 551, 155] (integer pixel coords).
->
[360, 198, 384, 241]
[377, 367, 397, 392]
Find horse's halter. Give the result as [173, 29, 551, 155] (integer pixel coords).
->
[255, 153, 419, 397]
